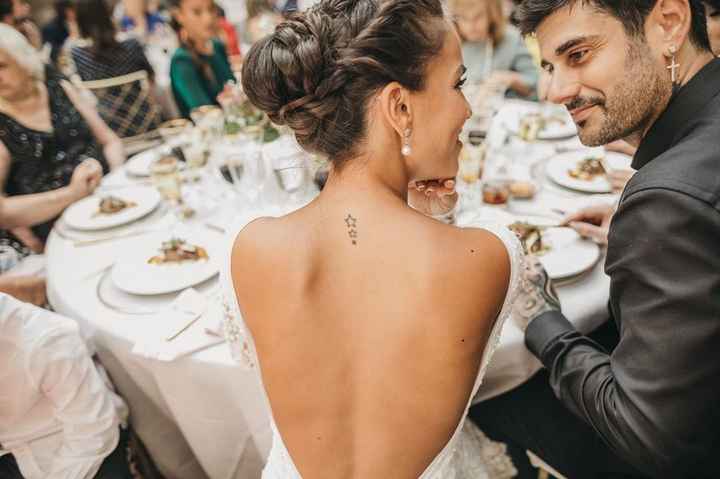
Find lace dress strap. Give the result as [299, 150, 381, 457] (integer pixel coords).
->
[465, 220, 524, 383]
[220, 214, 269, 369]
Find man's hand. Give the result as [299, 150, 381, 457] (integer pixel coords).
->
[513, 256, 561, 332]
[562, 203, 616, 246]
[408, 178, 458, 217]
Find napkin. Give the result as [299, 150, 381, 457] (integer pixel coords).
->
[131, 288, 225, 361]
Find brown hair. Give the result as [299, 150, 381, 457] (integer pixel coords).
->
[241, 0, 448, 167]
[168, 0, 217, 85]
[449, 0, 506, 47]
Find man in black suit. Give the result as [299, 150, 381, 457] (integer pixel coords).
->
[469, 1, 720, 478]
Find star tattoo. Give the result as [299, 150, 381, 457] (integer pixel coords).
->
[344, 214, 357, 229]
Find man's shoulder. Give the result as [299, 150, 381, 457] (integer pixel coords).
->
[625, 117, 720, 210]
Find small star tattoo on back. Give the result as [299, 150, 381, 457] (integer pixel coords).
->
[345, 214, 358, 245]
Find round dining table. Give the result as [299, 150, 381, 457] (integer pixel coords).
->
[46, 101, 618, 479]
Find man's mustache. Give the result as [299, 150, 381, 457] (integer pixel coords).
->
[565, 97, 605, 111]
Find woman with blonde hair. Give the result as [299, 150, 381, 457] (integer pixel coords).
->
[449, 0, 538, 98]
[0, 25, 124, 249]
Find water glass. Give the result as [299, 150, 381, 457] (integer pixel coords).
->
[150, 156, 182, 202]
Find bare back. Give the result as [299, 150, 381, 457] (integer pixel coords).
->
[231, 197, 511, 478]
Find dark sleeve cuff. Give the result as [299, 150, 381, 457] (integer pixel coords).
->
[525, 310, 576, 360]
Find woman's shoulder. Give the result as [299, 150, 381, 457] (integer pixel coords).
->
[171, 45, 193, 63]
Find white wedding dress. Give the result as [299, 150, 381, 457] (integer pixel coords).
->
[220, 215, 524, 479]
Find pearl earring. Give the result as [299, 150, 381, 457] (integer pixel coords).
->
[401, 128, 412, 156]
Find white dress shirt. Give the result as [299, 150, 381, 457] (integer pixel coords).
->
[0, 294, 128, 479]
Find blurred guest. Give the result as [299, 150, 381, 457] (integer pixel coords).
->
[0, 0, 42, 50]
[0, 25, 124, 246]
[120, 0, 165, 37]
[0, 156, 102, 300]
[168, 0, 234, 118]
[41, 1, 76, 65]
[72, 0, 155, 82]
[449, 0, 538, 98]
[70, 0, 162, 138]
[705, 0, 720, 55]
[216, 3, 241, 58]
[0, 293, 135, 478]
[244, 0, 282, 43]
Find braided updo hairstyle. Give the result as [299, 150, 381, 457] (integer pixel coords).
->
[241, 0, 448, 167]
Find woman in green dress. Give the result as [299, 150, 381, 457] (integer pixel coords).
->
[168, 0, 235, 118]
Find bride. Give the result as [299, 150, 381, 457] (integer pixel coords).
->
[221, 0, 524, 477]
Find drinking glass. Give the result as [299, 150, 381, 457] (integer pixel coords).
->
[150, 155, 182, 203]
[271, 151, 312, 204]
[240, 143, 268, 206]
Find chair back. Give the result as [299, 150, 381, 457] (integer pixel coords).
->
[82, 70, 163, 140]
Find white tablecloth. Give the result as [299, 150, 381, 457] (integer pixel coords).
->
[46, 102, 615, 478]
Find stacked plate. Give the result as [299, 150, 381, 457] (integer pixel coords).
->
[502, 103, 578, 141]
[110, 230, 221, 296]
[62, 186, 162, 231]
[545, 150, 633, 194]
[60, 186, 222, 309]
[456, 209, 601, 282]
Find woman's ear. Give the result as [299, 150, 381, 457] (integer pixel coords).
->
[377, 81, 413, 139]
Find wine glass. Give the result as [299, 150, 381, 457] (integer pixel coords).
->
[239, 142, 268, 206]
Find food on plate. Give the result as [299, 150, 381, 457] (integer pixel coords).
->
[518, 112, 566, 141]
[509, 222, 550, 255]
[568, 156, 606, 181]
[148, 238, 209, 265]
[94, 196, 137, 216]
[509, 181, 536, 199]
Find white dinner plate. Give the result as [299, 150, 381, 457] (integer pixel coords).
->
[546, 151, 614, 193]
[537, 227, 601, 280]
[111, 230, 221, 295]
[456, 209, 599, 280]
[63, 186, 161, 231]
[502, 104, 577, 140]
[126, 148, 161, 177]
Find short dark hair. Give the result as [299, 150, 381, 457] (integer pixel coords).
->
[518, 0, 712, 52]
[704, 0, 720, 10]
[241, 0, 447, 166]
[0, 0, 13, 21]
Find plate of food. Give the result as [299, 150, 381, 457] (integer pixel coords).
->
[126, 148, 161, 177]
[509, 219, 601, 280]
[546, 150, 614, 193]
[127, 148, 187, 177]
[503, 105, 577, 140]
[111, 232, 220, 295]
[63, 186, 161, 231]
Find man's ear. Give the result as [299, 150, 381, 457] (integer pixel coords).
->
[647, 0, 693, 53]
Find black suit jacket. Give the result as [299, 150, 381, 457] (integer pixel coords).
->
[526, 58, 720, 478]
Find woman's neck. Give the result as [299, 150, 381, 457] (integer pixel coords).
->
[0, 82, 42, 111]
[320, 154, 410, 207]
[185, 36, 213, 55]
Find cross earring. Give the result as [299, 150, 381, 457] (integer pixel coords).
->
[667, 45, 680, 84]
[401, 128, 412, 156]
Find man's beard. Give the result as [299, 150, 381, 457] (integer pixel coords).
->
[570, 40, 672, 147]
